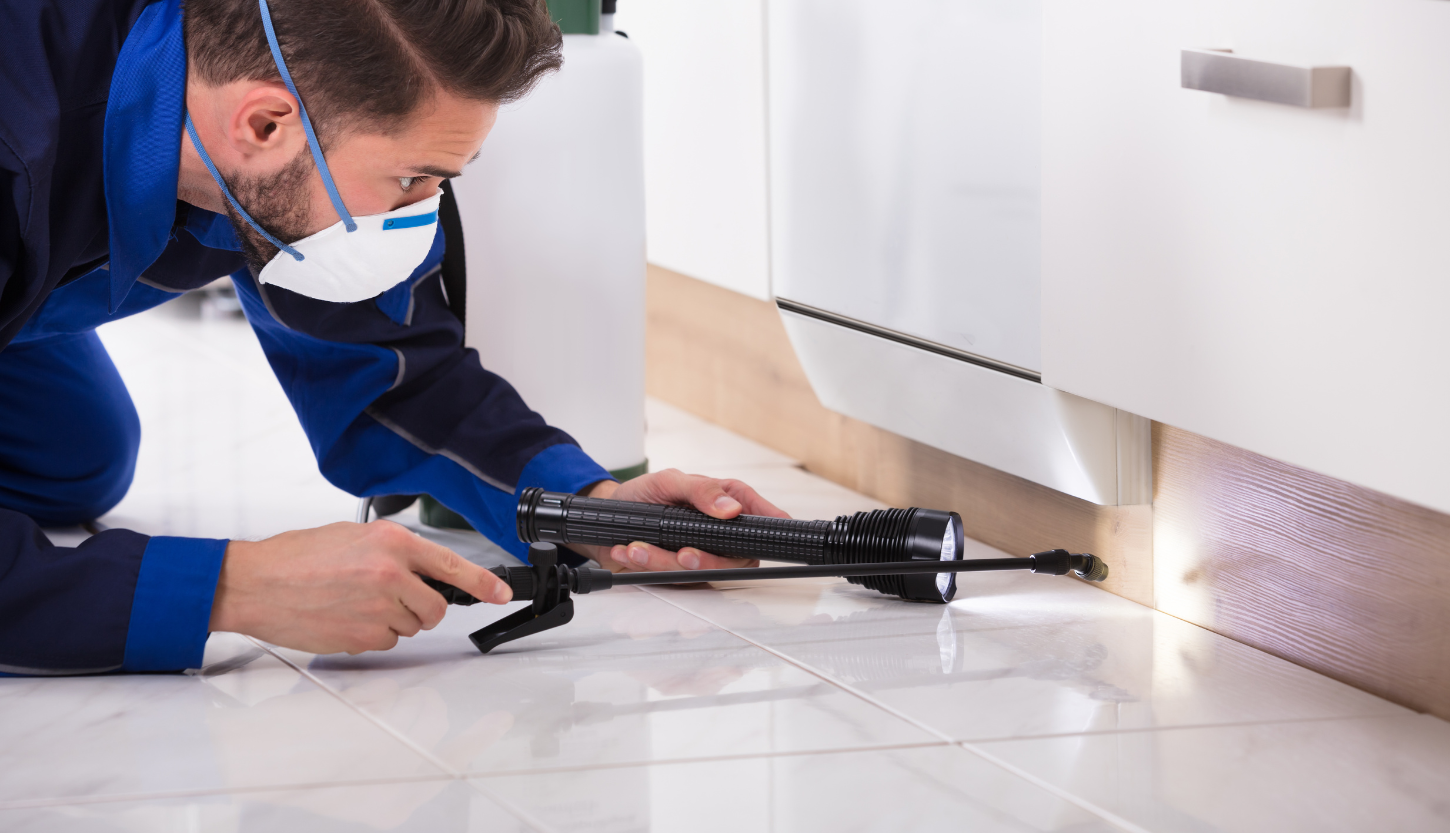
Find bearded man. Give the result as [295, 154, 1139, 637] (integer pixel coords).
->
[0, 0, 778, 674]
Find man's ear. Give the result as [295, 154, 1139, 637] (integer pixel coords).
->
[229, 83, 305, 157]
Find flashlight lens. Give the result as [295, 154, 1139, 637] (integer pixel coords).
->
[937, 524, 957, 597]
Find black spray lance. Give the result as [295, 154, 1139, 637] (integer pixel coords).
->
[374, 488, 1108, 654]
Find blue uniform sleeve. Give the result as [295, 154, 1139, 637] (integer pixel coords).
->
[231, 224, 613, 561]
[0, 509, 226, 675]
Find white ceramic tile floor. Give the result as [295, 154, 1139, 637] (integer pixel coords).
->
[0, 633, 446, 808]
[643, 572, 1409, 742]
[977, 714, 1450, 833]
[286, 585, 941, 776]
[3, 303, 1445, 831]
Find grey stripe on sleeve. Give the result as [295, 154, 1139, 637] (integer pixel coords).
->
[363, 406, 514, 494]
[403, 264, 441, 327]
[388, 347, 406, 391]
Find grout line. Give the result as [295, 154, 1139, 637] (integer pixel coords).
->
[637, 587, 1152, 833]
[249, 638, 559, 833]
[463, 741, 951, 780]
[247, 638, 457, 774]
[964, 712, 1412, 746]
[0, 773, 458, 812]
[951, 741, 1157, 833]
[696, 615, 1123, 652]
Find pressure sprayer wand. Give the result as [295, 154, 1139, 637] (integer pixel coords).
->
[431, 548, 1100, 600]
[603, 557, 1038, 585]
[421, 544, 1104, 655]
[355, 492, 1107, 654]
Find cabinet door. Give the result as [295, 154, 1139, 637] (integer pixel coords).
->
[769, 0, 1042, 372]
[1041, 0, 1450, 512]
[612, 0, 771, 300]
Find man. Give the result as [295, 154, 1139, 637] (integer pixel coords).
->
[0, 0, 780, 674]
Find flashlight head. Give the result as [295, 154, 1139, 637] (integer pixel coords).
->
[901, 509, 966, 603]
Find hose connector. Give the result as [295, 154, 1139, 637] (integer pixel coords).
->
[1030, 549, 1109, 582]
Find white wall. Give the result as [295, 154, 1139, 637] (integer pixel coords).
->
[611, 1, 772, 300]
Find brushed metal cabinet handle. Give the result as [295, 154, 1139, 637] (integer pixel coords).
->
[1181, 49, 1350, 108]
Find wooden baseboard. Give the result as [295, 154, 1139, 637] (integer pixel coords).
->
[646, 264, 1450, 721]
[645, 264, 1153, 606]
[1153, 426, 1450, 717]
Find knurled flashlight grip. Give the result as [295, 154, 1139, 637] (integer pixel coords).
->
[517, 488, 834, 563]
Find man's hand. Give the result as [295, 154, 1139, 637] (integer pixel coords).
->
[210, 521, 512, 654]
[583, 468, 790, 573]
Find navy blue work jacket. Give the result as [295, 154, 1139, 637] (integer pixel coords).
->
[0, 0, 611, 674]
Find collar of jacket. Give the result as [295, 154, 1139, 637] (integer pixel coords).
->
[102, 0, 186, 312]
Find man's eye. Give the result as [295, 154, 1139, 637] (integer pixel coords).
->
[399, 176, 429, 192]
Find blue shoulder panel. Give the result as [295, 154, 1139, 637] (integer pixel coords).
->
[231, 224, 611, 559]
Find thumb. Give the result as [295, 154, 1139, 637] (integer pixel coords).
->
[689, 477, 744, 519]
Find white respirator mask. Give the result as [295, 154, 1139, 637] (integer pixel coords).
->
[183, 0, 439, 304]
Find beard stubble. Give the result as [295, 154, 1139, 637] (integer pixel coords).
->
[222, 146, 317, 274]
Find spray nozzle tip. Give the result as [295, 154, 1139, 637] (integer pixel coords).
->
[1074, 555, 1109, 582]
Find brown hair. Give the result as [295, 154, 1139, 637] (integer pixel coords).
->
[184, 0, 562, 141]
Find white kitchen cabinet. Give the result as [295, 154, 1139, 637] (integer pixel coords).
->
[769, 0, 1149, 505]
[610, 0, 772, 300]
[768, 0, 1042, 372]
[1041, 0, 1450, 513]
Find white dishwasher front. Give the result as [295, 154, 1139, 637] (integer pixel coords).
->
[768, 0, 1148, 506]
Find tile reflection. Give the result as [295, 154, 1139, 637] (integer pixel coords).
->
[281, 589, 935, 775]
[979, 715, 1450, 833]
[479, 745, 1120, 833]
[0, 652, 444, 806]
[648, 571, 1406, 741]
[0, 779, 530, 833]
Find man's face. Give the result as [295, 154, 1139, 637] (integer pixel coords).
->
[224, 91, 497, 271]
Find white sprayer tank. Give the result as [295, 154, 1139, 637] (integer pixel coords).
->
[451, 31, 647, 479]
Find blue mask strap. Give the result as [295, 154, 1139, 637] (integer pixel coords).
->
[258, 0, 357, 232]
[185, 114, 305, 261]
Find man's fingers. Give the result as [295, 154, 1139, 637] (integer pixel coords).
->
[679, 473, 744, 519]
[616, 542, 757, 573]
[389, 524, 513, 605]
[721, 479, 791, 519]
[386, 601, 426, 639]
[347, 627, 401, 655]
[616, 468, 789, 521]
[681, 548, 760, 571]
[652, 469, 785, 521]
[397, 577, 448, 630]
[624, 468, 739, 518]
[619, 542, 674, 571]
[608, 544, 632, 570]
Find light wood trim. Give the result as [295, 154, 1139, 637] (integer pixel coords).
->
[1154, 425, 1450, 717]
[647, 264, 1450, 721]
[1117, 411, 1153, 506]
[645, 264, 1153, 606]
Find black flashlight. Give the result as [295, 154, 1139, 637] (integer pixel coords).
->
[518, 487, 970, 603]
